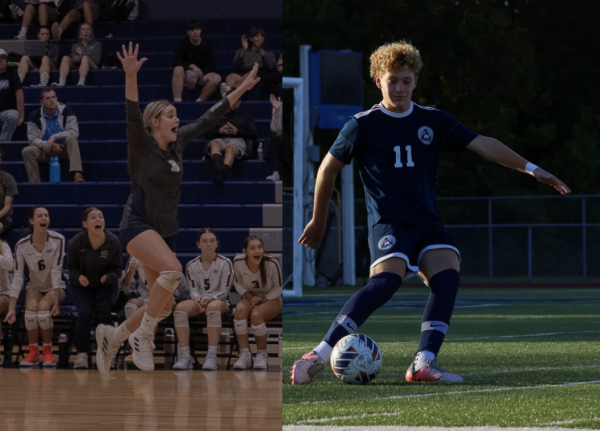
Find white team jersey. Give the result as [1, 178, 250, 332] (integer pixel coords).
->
[10, 231, 66, 298]
[233, 255, 282, 300]
[186, 253, 232, 301]
[121, 256, 149, 302]
[0, 241, 14, 297]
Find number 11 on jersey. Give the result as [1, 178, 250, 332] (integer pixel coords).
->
[394, 145, 415, 168]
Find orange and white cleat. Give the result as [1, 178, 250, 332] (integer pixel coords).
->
[20, 345, 40, 367]
[406, 359, 463, 382]
[291, 351, 325, 385]
[42, 345, 56, 368]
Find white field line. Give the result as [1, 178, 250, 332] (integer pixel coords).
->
[542, 417, 600, 425]
[285, 380, 600, 406]
[282, 330, 600, 351]
[285, 427, 600, 431]
[298, 411, 403, 424]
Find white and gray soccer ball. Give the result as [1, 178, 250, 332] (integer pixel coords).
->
[331, 334, 382, 384]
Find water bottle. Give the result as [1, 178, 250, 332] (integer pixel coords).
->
[164, 328, 175, 370]
[58, 333, 69, 368]
[49, 157, 60, 183]
[3, 331, 12, 366]
[257, 142, 264, 161]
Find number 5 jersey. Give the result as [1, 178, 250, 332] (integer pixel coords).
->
[186, 254, 233, 302]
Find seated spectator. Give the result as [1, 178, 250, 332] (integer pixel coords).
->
[0, 49, 24, 142]
[205, 90, 257, 184]
[24, 88, 84, 183]
[266, 93, 281, 181]
[232, 236, 282, 370]
[221, 27, 276, 95]
[17, 26, 59, 86]
[4, 206, 66, 368]
[172, 19, 221, 103]
[0, 237, 13, 367]
[172, 228, 233, 371]
[52, 22, 101, 86]
[51, 0, 99, 41]
[67, 207, 122, 369]
[262, 53, 282, 98]
[14, 0, 58, 40]
[0, 148, 18, 235]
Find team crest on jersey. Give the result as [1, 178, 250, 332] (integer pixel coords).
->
[168, 160, 180, 172]
[418, 126, 434, 144]
[378, 235, 396, 251]
[101, 250, 109, 259]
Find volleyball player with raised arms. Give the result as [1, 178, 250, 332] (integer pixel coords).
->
[4, 206, 66, 368]
[95, 43, 260, 373]
[292, 41, 571, 384]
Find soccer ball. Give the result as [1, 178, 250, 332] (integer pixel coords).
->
[330, 334, 382, 384]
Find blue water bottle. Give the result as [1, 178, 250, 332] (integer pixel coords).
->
[49, 157, 60, 183]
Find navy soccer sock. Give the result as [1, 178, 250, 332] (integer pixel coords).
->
[417, 269, 460, 356]
[321, 272, 402, 350]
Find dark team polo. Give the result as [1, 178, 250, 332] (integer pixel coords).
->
[329, 102, 478, 229]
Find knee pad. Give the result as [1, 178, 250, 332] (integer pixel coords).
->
[24, 311, 38, 330]
[124, 303, 138, 320]
[157, 270, 183, 293]
[206, 311, 221, 328]
[234, 319, 248, 335]
[157, 310, 171, 322]
[173, 311, 189, 328]
[251, 322, 267, 337]
[37, 311, 53, 330]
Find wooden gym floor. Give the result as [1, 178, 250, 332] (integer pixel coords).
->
[0, 368, 282, 430]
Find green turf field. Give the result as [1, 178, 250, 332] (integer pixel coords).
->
[283, 287, 600, 427]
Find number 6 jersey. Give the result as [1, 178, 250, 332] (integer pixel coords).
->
[329, 102, 478, 229]
[10, 231, 66, 297]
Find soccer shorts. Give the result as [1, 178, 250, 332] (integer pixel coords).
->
[368, 220, 460, 280]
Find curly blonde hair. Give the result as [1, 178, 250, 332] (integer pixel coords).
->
[369, 41, 423, 82]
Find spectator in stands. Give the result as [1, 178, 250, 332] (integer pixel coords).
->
[172, 19, 221, 103]
[4, 206, 66, 368]
[0, 49, 25, 142]
[17, 26, 59, 86]
[172, 228, 233, 371]
[266, 93, 281, 181]
[0, 237, 13, 366]
[52, 22, 101, 86]
[261, 53, 282, 98]
[24, 87, 84, 183]
[51, 0, 99, 41]
[13, 0, 59, 40]
[206, 89, 257, 184]
[0, 148, 18, 235]
[221, 27, 276, 95]
[232, 236, 282, 370]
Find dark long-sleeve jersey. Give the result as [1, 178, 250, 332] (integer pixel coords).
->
[172, 38, 215, 76]
[120, 97, 231, 237]
[204, 108, 256, 142]
[67, 230, 122, 288]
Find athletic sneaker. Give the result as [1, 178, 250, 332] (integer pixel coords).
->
[20, 346, 40, 367]
[291, 351, 325, 385]
[253, 351, 268, 370]
[42, 346, 56, 368]
[266, 172, 280, 181]
[233, 350, 252, 370]
[173, 355, 193, 370]
[74, 353, 89, 369]
[405, 359, 463, 382]
[129, 329, 155, 372]
[202, 350, 218, 371]
[95, 324, 120, 374]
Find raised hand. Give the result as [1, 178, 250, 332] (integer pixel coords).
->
[116, 42, 147, 76]
[239, 63, 261, 91]
[241, 35, 248, 50]
[533, 168, 571, 195]
[270, 94, 281, 110]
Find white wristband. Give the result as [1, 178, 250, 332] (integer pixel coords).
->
[525, 162, 538, 176]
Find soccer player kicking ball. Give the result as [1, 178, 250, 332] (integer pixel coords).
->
[291, 41, 571, 385]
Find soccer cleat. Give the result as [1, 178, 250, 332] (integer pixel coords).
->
[233, 350, 252, 370]
[202, 351, 218, 371]
[405, 359, 463, 382]
[42, 345, 56, 368]
[20, 346, 40, 367]
[95, 324, 120, 374]
[291, 351, 325, 385]
[173, 355, 194, 370]
[253, 351, 268, 370]
[129, 330, 155, 372]
[73, 353, 89, 369]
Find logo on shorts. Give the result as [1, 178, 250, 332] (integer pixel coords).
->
[167, 160, 180, 172]
[418, 126, 434, 144]
[378, 235, 396, 251]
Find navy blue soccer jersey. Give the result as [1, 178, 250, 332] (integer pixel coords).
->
[329, 102, 478, 228]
